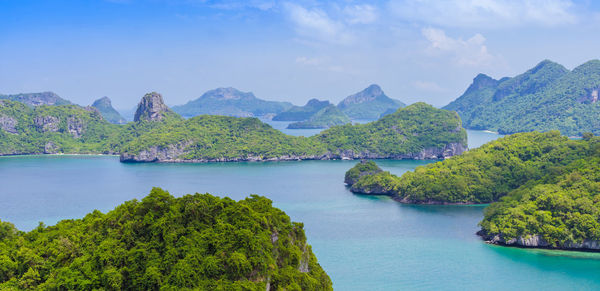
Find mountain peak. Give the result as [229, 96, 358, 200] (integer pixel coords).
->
[134, 92, 173, 122]
[92, 96, 112, 107]
[339, 84, 386, 107]
[201, 87, 254, 100]
[92, 96, 126, 124]
[0, 91, 71, 107]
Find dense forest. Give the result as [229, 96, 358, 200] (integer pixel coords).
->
[346, 131, 600, 249]
[0, 94, 467, 162]
[347, 131, 597, 203]
[0, 188, 332, 290]
[444, 59, 600, 136]
[0, 95, 466, 162]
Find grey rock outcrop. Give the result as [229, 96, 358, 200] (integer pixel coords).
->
[0, 114, 18, 134]
[67, 116, 85, 138]
[478, 230, 600, 251]
[120, 142, 466, 163]
[134, 92, 171, 122]
[34, 116, 60, 132]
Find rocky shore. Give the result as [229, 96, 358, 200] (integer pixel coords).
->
[477, 230, 600, 251]
[120, 142, 467, 163]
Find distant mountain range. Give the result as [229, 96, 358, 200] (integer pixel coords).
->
[0, 92, 71, 107]
[287, 105, 350, 129]
[444, 59, 600, 136]
[91, 97, 126, 124]
[271, 84, 405, 129]
[272, 99, 331, 121]
[171, 87, 292, 118]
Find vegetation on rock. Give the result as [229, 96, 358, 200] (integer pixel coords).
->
[444, 59, 600, 136]
[337, 84, 404, 120]
[91, 97, 126, 124]
[346, 131, 600, 250]
[0, 188, 332, 290]
[0, 92, 72, 107]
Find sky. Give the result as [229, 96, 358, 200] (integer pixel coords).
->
[1, 0, 600, 109]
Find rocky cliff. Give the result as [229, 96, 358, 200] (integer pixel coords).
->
[134, 92, 174, 122]
[478, 230, 600, 251]
[0, 91, 72, 107]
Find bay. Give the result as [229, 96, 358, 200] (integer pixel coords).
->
[2, 130, 600, 290]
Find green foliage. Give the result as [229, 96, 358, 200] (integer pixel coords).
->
[316, 102, 467, 157]
[444, 59, 600, 136]
[480, 158, 600, 246]
[344, 160, 382, 185]
[0, 100, 466, 162]
[0, 188, 332, 290]
[0, 100, 122, 155]
[348, 131, 600, 204]
[121, 115, 328, 160]
[0, 92, 71, 107]
[287, 105, 351, 129]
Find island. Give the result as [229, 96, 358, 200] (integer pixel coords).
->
[0, 188, 332, 290]
[286, 105, 351, 129]
[171, 87, 292, 118]
[0, 92, 467, 163]
[345, 131, 600, 251]
[444, 59, 600, 136]
[337, 84, 404, 120]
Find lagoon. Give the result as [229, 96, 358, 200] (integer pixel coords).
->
[2, 130, 600, 290]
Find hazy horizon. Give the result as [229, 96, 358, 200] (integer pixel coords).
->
[2, 0, 600, 109]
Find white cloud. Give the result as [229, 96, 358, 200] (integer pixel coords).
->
[421, 28, 495, 66]
[343, 4, 378, 24]
[390, 0, 577, 28]
[284, 3, 355, 45]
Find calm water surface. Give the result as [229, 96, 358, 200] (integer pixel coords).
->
[2, 130, 600, 290]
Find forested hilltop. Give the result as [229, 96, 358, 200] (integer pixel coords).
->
[120, 102, 467, 162]
[0, 92, 467, 162]
[444, 59, 600, 136]
[0, 188, 332, 290]
[345, 131, 600, 251]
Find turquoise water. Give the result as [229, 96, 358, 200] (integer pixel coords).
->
[2, 130, 600, 290]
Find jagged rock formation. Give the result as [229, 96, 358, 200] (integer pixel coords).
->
[0, 91, 71, 106]
[134, 92, 174, 122]
[172, 87, 292, 118]
[34, 116, 60, 132]
[337, 84, 405, 119]
[91, 96, 126, 124]
[0, 114, 18, 134]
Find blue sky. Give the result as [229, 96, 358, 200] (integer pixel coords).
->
[1, 0, 600, 109]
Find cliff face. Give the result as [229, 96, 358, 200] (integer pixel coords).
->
[120, 142, 466, 163]
[134, 92, 172, 122]
[0, 91, 71, 106]
[478, 231, 600, 251]
[0, 114, 18, 134]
